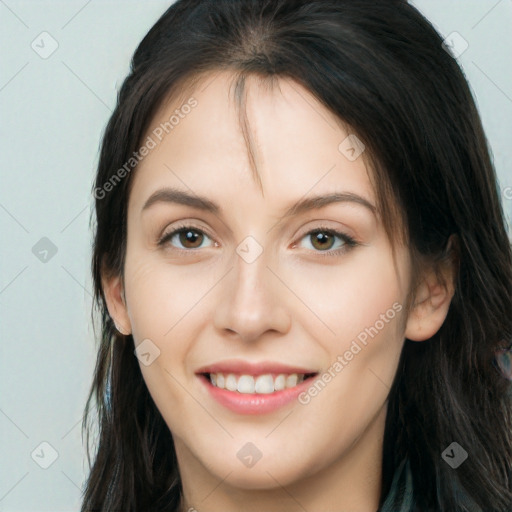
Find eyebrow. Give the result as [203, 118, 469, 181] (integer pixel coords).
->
[141, 186, 376, 218]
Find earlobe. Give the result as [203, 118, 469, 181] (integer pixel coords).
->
[404, 241, 458, 342]
[102, 273, 132, 336]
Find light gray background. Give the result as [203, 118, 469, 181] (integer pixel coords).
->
[1, 1, 511, 510]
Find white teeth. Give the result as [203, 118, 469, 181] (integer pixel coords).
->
[225, 374, 237, 391]
[209, 372, 309, 394]
[286, 374, 298, 387]
[237, 375, 255, 393]
[274, 374, 286, 391]
[254, 374, 274, 394]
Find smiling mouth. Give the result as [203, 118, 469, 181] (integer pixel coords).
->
[200, 372, 318, 394]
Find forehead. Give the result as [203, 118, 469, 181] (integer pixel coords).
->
[129, 70, 375, 214]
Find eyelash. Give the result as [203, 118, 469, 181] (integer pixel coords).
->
[157, 222, 358, 258]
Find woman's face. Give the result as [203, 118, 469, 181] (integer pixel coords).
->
[109, 71, 416, 494]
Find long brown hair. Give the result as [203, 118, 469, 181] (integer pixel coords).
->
[82, 1, 512, 510]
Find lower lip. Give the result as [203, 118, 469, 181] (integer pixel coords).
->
[198, 374, 316, 415]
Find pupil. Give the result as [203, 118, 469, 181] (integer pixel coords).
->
[313, 232, 333, 250]
[180, 230, 202, 248]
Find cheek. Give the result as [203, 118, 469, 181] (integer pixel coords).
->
[124, 252, 212, 342]
[294, 303, 404, 469]
[123, 258, 199, 431]
[122, 254, 214, 409]
[283, 242, 407, 349]
[289, 244, 407, 416]
[124, 259, 170, 340]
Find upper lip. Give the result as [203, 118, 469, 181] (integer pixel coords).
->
[195, 359, 318, 376]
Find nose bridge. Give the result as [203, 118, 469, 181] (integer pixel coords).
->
[233, 246, 271, 304]
[213, 241, 291, 341]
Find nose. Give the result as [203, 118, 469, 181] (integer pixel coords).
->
[213, 251, 292, 343]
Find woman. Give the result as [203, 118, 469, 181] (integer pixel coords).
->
[82, 1, 512, 510]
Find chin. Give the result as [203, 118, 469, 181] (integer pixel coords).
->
[200, 448, 314, 490]
[216, 466, 299, 490]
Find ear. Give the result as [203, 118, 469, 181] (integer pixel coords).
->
[102, 273, 132, 336]
[404, 237, 458, 342]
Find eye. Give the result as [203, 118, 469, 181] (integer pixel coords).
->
[158, 224, 215, 250]
[296, 227, 357, 256]
[158, 223, 358, 257]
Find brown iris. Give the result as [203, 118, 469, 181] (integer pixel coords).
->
[310, 231, 335, 251]
[178, 229, 204, 249]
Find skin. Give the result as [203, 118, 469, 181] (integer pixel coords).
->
[103, 71, 455, 512]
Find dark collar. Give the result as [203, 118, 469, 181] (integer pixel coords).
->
[379, 458, 484, 512]
[379, 458, 415, 511]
